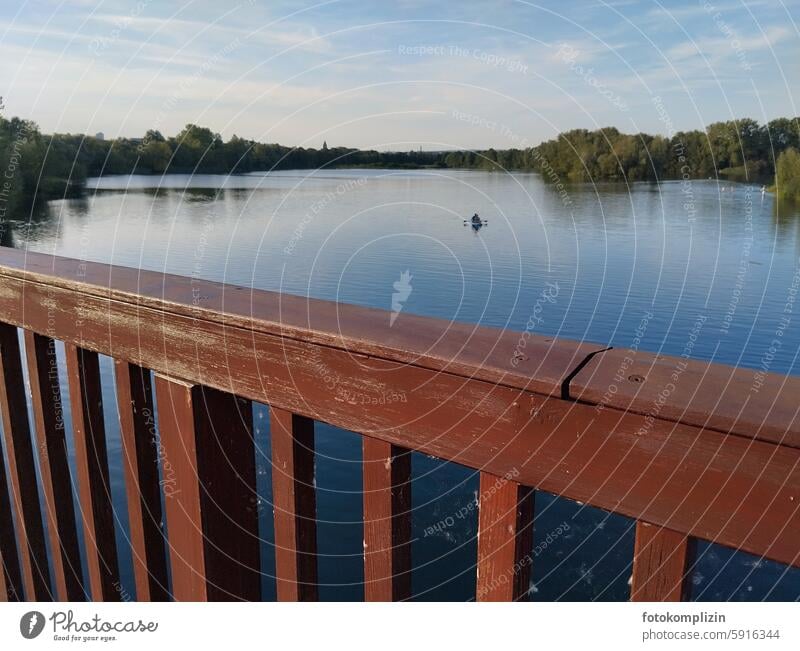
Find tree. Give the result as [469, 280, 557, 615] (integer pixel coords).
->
[775, 147, 800, 201]
[174, 124, 218, 150]
[141, 140, 172, 173]
[766, 118, 800, 156]
[224, 135, 253, 172]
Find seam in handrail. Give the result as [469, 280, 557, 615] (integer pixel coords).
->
[560, 346, 613, 401]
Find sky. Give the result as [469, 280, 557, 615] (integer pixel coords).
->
[0, 0, 798, 149]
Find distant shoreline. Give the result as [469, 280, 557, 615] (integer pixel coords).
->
[2, 114, 796, 216]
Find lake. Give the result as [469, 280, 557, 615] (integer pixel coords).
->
[6, 169, 800, 600]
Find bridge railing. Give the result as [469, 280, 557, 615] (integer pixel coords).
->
[0, 246, 797, 601]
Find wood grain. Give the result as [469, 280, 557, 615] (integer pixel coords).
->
[64, 344, 120, 601]
[114, 362, 169, 601]
[0, 443, 22, 601]
[476, 473, 534, 601]
[570, 347, 800, 448]
[0, 323, 51, 600]
[0, 246, 600, 399]
[24, 331, 84, 601]
[270, 408, 318, 601]
[362, 437, 411, 601]
[155, 376, 260, 601]
[631, 521, 692, 601]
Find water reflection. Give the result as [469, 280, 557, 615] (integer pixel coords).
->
[3, 169, 799, 601]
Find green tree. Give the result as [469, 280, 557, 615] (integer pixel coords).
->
[766, 118, 800, 155]
[141, 140, 173, 173]
[775, 147, 800, 201]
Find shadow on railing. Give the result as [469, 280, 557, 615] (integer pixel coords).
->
[0, 246, 797, 601]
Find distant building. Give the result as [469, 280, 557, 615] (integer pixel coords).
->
[95, 132, 105, 140]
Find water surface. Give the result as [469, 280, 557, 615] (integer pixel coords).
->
[7, 169, 800, 600]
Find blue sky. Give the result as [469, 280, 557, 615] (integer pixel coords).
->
[1, 0, 797, 148]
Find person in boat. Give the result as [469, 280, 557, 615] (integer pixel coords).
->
[471, 213, 481, 225]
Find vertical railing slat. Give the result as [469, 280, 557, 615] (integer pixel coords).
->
[630, 521, 691, 601]
[476, 472, 534, 601]
[362, 436, 411, 601]
[0, 454, 22, 601]
[24, 331, 85, 601]
[114, 362, 169, 601]
[64, 344, 120, 601]
[0, 552, 14, 601]
[270, 407, 318, 601]
[0, 323, 52, 600]
[154, 375, 260, 601]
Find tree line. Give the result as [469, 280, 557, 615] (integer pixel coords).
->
[445, 118, 799, 186]
[1, 112, 799, 217]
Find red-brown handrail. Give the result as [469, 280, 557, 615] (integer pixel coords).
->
[0, 246, 797, 602]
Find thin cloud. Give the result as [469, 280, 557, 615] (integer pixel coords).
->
[667, 26, 790, 61]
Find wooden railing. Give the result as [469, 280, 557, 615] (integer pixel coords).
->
[0, 246, 797, 601]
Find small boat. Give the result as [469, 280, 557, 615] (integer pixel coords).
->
[464, 213, 487, 230]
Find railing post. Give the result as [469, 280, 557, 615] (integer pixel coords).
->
[65, 344, 120, 601]
[115, 362, 169, 601]
[24, 331, 85, 601]
[476, 472, 534, 601]
[631, 521, 692, 601]
[154, 375, 260, 601]
[270, 407, 318, 601]
[362, 437, 412, 601]
[0, 323, 52, 600]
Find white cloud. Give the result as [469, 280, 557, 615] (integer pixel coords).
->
[667, 26, 790, 61]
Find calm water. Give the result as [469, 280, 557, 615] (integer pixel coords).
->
[6, 169, 800, 601]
